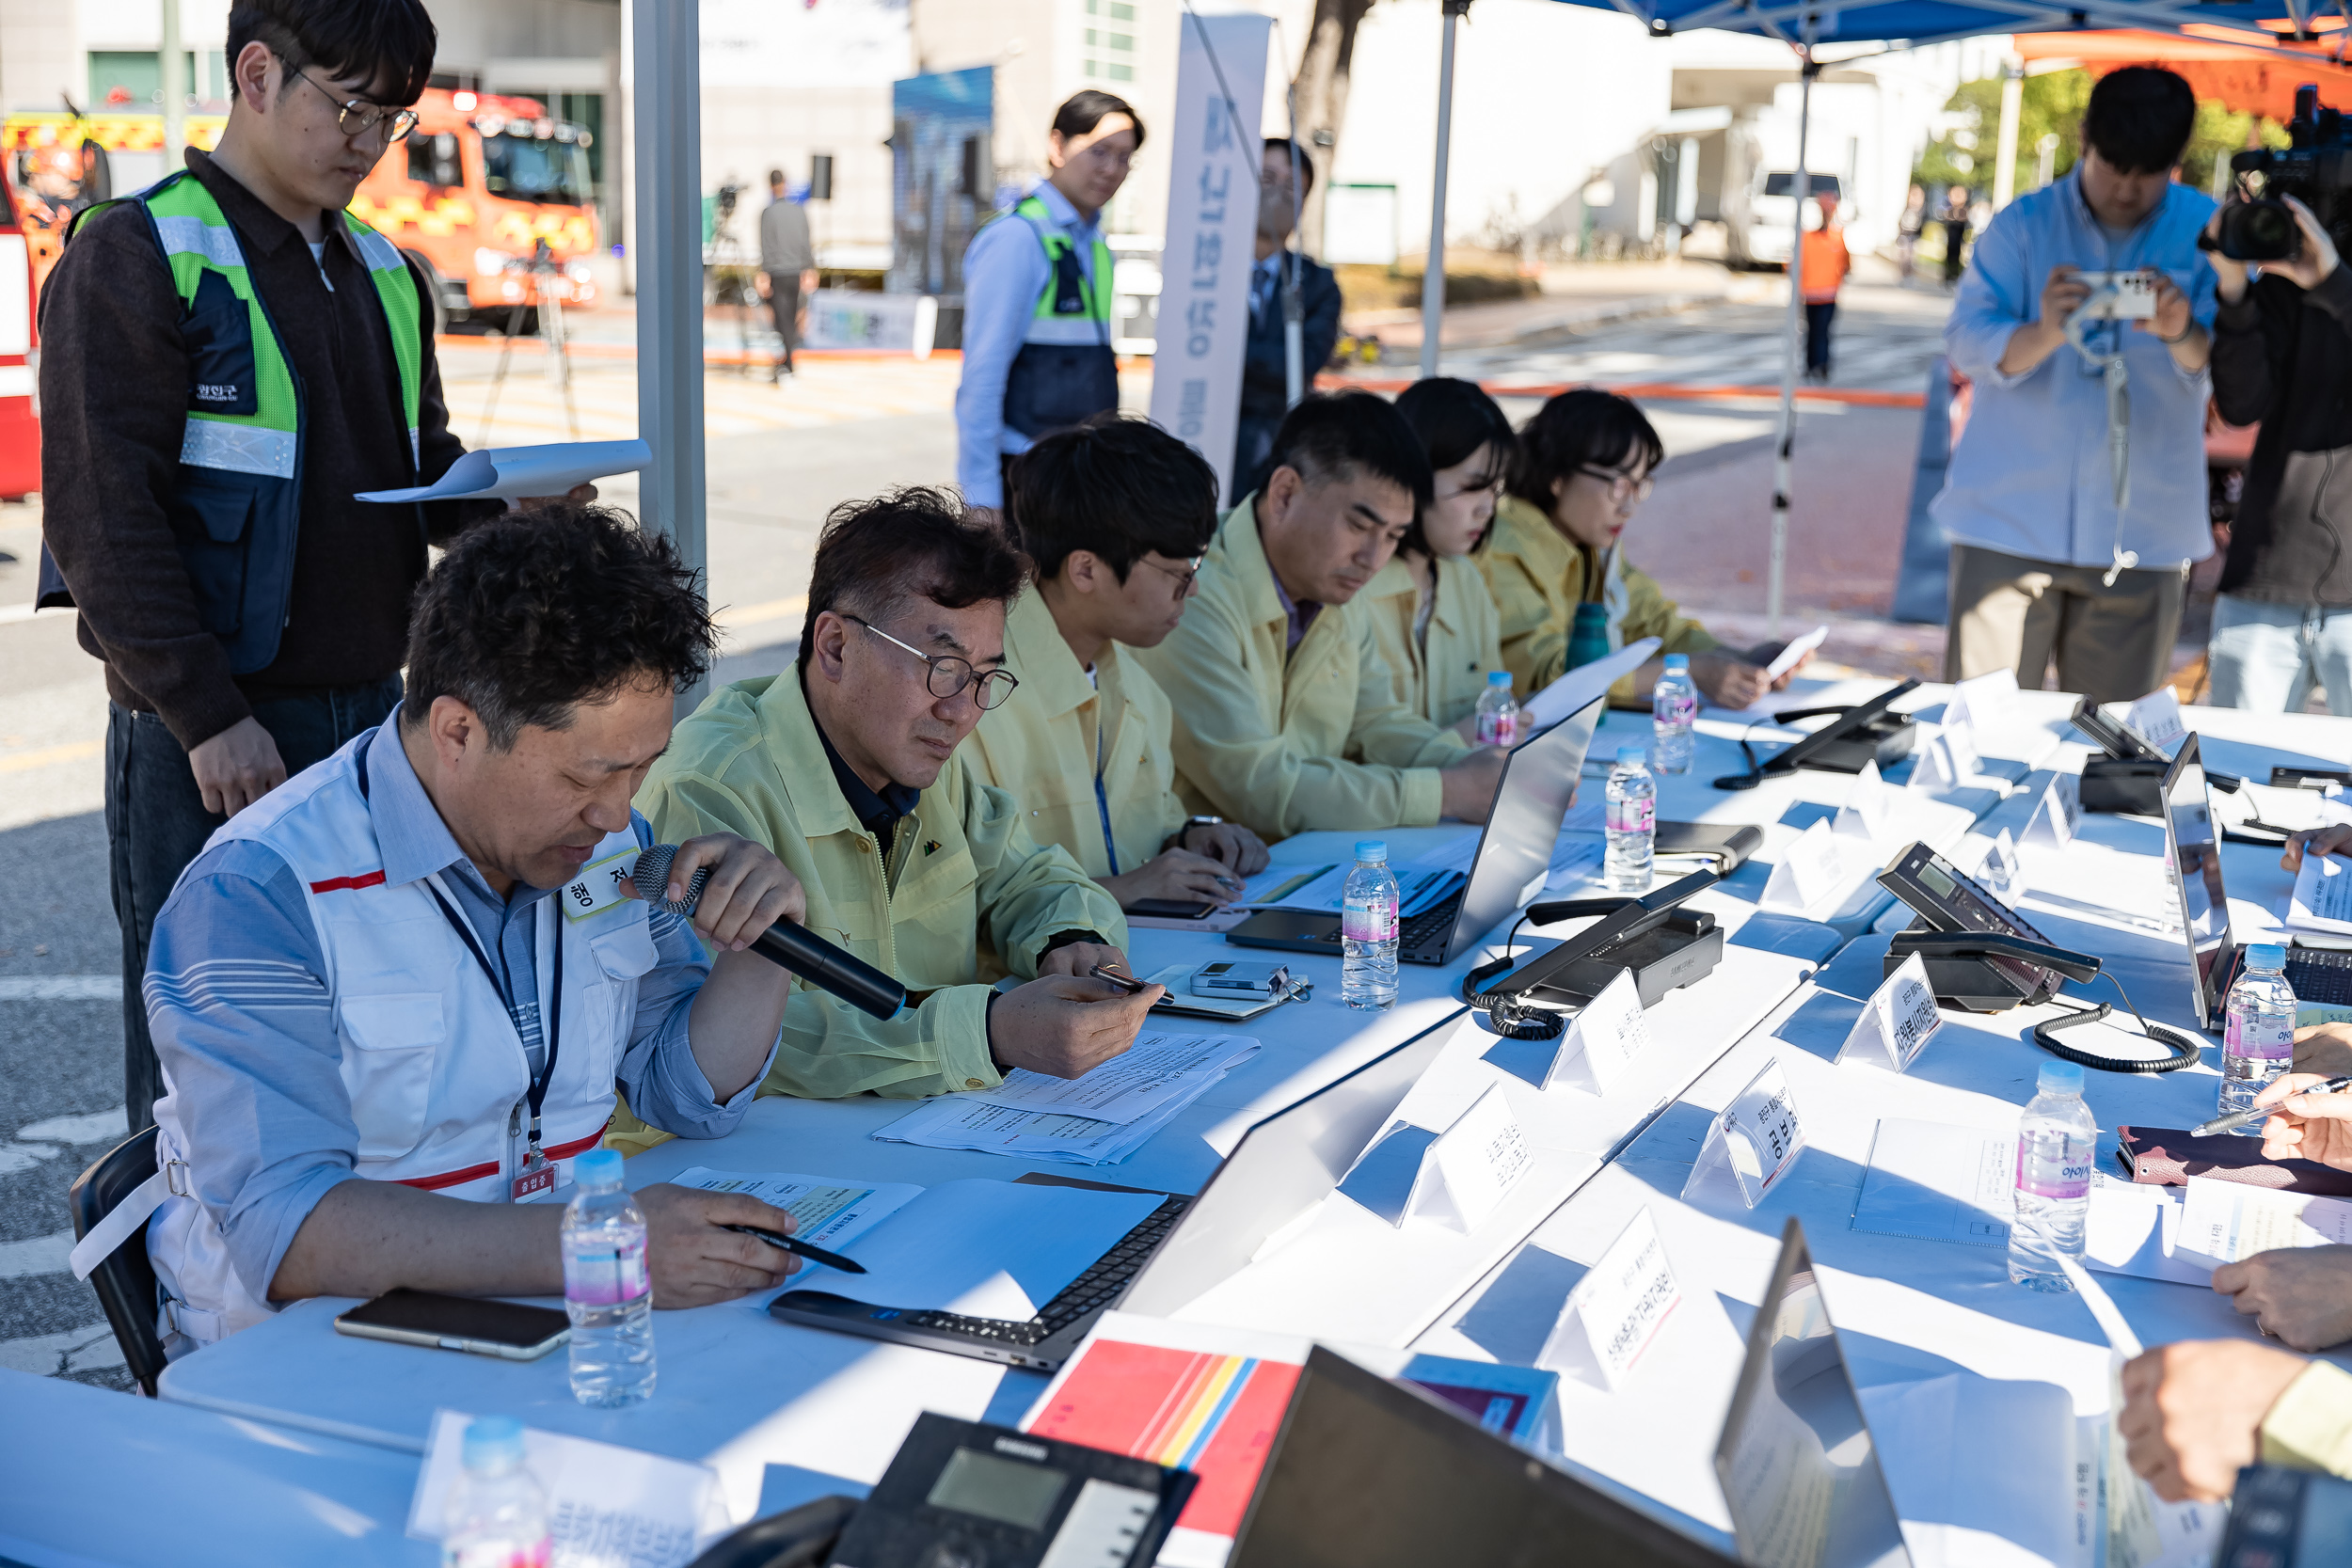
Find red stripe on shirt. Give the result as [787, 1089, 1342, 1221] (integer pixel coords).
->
[391, 1121, 615, 1193]
[308, 870, 388, 894]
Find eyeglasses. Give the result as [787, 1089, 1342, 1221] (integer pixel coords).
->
[1577, 466, 1656, 503]
[1135, 555, 1203, 600]
[846, 615, 1021, 710]
[294, 69, 421, 144]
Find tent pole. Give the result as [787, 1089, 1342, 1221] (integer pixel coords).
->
[632, 0, 709, 711]
[1420, 0, 1470, 379]
[1994, 58, 2024, 209]
[1768, 14, 1819, 641]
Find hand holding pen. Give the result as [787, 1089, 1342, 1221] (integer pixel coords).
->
[2194, 1073, 2352, 1154]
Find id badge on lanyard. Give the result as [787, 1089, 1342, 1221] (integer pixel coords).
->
[423, 877, 564, 1202]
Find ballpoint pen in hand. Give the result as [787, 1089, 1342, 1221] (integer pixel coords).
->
[721, 1224, 867, 1275]
[2192, 1074, 2352, 1137]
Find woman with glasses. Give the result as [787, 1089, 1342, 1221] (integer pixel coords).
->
[1481, 389, 1803, 711]
[1362, 377, 1515, 733]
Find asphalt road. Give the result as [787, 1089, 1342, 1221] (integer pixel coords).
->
[0, 270, 1949, 1394]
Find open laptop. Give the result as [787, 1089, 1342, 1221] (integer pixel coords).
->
[2160, 733, 2352, 1026]
[768, 1005, 1459, 1370]
[1715, 1217, 1914, 1568]
[1224, 697, 1605, 966]
[1228, 1344, 1739, 1567]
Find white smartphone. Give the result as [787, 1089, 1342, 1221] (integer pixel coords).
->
[2075, 269, 2158, 320]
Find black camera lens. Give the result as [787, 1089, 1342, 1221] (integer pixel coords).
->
[2220, 198, 2302, 262]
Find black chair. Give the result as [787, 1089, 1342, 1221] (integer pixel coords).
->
[67, 1125, 169, 1397]
[682, 1496, 859, 1568]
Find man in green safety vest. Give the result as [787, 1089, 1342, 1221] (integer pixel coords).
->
[954, 90, 1144, 513]
[34, 0, 575, 1131]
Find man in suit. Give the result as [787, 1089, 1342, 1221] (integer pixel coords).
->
[1232, 138, 1343, 503]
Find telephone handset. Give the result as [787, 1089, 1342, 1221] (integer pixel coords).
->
[1876, 841, 2102, 1012]
[2069, 696, 2241, 797]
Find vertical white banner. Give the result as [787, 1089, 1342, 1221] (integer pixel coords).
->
[1150, 12, 1272, 500]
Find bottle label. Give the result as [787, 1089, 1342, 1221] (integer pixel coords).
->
[2224, 1010, 2294, 1061]
[448, 1538, 551, 1568]
[2014, 1134, 2092, 1201]
[1607, 797, 1655, 836]
[1654, 692, 1696, 730]
[1342, 894, 1396, 943]
[562, 1230, 650, 1307]
[1476, 708, 1520, 746]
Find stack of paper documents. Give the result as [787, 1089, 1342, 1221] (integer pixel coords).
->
[873, 1031, 1262, 1164]
[2284, 850, 2352, 939]
[1242, 862, 1462, 918]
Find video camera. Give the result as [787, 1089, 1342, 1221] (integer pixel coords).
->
[2211, 83, 2352, 261]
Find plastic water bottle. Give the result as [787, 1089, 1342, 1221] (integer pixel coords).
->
[1604, 748, 1656, 894]
[1650, 654, 1697, 775]
[1474, 670, 1521, 746]
[1341, 839, 1400, 1011]
[563, 1147, 655, 1406]
[2218, 944, 2297, 1134]
[442, 1415, 551, 1568]
[2009, 1060, 2096, 1291]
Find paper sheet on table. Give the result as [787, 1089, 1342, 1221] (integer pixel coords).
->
[772, 1180, 1166, 1320]
[355, 438, 650, 502]
[2286, 849, 2352, 936]
[1765, 624, 1829, 678]
[671, 1166, 922, 1251]
[1521, 638, 1661, 732]
[408, 1408, 728, 1564]
[1238, 863, 1336, 908]
[939, 1031, 1261, 1125]
[1402, 832, 1481, 875]
[1850, 1120, 2017, 1247]
[1543, 835, 1607, 895]
[1248, 862, 1463, 917]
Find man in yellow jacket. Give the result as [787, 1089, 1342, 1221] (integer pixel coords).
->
[967, 418, 1271, 911]
[623, 489, 1157, 1135]
[1139, 391, 1506, 842]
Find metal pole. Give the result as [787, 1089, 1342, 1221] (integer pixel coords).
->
[1419, 0, 1470, 380]
[1767, 15, 1818, 641]
[160, 0, 184, 166]
[1283, 85, 1306, 406]
[632, 0, 708, 709]
[1993, 61, 2024, 210]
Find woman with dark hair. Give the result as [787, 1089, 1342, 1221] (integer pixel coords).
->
[1362, 378, 1515, 732]
[1481, 388, 1804, 708]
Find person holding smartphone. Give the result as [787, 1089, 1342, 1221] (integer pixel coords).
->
[966, 417, 1271, 915]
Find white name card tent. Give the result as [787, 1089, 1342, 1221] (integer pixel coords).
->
[2123, 687, 2188, 754]
[1759, 819, 1850, 919]
[1942, 669, 2018, 733]
[1541, 968, 1653, 1096]
[356, 438, 653, 504]
[1909, 721, 1982, 793]
[1336, 1082, 1534, 1234]
[1681, 1057, 1805, 1210]
[1835, 953, 1944, 1074]
[407, 1408, 728, 1565]
[1979, 828, 2026, 901]
[2023, 772, 2082, 849]
[1831, 761, 1899, 843]
[1538, 1207, 1683, 1391]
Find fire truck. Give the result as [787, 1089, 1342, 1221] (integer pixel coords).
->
[2, 87, 600, 332]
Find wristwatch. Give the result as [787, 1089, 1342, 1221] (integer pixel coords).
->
[1180, 815, 1223, 848]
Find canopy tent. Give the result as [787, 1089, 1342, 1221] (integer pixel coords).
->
[2014, 26, 2352, 119]
[1409, 0, 2325, 635]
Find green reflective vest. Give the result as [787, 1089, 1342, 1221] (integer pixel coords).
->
[78, 170, 424, 673]
[1001, 193, 1118, 439]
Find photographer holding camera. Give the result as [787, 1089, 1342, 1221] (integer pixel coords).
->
[2206, 185, 2352, 714]
[1935, 67, 2217, 704]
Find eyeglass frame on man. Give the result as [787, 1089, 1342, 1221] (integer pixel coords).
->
[1133, 554, 1203, 601]
[842, 613, 1022, 710]
[1576, 464, 1656, 504]
[292, 66, 421, 144]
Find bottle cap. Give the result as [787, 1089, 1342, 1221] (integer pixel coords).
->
[2036, 1060, 2084, 1095]
[2249, 943, 2288, 971]
[1486, 670, 1512, 687]
[1663, 653, 1689, 669]
[573, 1147, 623, 1188]
[462, 1415, 526, 1470]
[1355, 840, 1388, 863]
[1616, 746, 1648, 765]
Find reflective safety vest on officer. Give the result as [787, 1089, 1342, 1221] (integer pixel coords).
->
[1001, 193, 1118, 439]
[34, 169, 425, 673]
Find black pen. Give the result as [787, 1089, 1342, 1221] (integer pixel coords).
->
[723, 1223, 867, 1274]
[1089, 963, 1149, 995]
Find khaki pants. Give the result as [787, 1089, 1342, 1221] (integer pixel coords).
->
[1944, 543, 2187, 704]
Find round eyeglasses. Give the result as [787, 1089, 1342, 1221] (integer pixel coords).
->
[295, 69, 421, 144]
[1577, 465, 1656, 503]
[1135, 555, 1203, 601]
[846, 615, 1021, 710]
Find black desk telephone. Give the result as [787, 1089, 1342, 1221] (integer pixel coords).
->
[1875, 841, 2101, 1012]
[1713, 679, 1918, 790]
[2069, 696, 2240, 813]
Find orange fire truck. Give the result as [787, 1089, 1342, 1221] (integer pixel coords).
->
[2, 87, 599, 331]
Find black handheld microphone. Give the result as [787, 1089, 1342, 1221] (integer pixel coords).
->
[632, 844, 908, 1021]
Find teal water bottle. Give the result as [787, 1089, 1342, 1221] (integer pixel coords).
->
[1565, 602, 1611, 671]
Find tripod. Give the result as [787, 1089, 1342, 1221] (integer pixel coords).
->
[478, 240, 580, 444]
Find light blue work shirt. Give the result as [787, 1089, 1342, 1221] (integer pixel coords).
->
[954, 181, 1105, 508]
[1933, 170, 2218, 571]
[144, 716, 767, 1304]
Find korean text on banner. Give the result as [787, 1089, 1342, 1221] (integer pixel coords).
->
[1148, 12, 1271, 499]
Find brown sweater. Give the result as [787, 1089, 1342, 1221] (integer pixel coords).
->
[37, 149, 493, 750]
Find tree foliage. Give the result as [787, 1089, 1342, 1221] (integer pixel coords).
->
[1912, 68, 2288, 199]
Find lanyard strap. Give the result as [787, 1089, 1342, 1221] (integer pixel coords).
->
[422, 876, 564, 1152]
[1093, 708, 1120, 877]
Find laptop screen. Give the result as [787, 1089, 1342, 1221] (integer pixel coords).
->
[1714, 1218, 1912, 1568]
[2160, 735, 2233, 1031]
[1434, 698, 1604, 958]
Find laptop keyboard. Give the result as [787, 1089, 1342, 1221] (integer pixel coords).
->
[1278, 896, 1461, 958]
[2287, 948, 2352, 1006]
[882, 1195, 1189, 1347]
